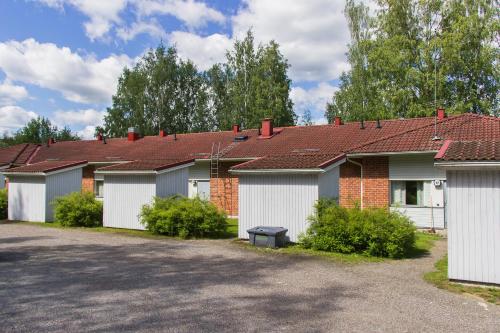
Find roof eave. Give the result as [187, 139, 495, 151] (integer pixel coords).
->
[230, 168, 325, 175]
[347, 150, 439, 157]
[434, 161, 500, 169]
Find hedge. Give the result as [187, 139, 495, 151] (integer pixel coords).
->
[0, 188, 7, 219]
[140, 195, 228, 238]
[299, 199, 416, 258]
[52, 192, 103, 227]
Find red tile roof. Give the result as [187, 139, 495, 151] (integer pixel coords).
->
[435, 140, 500, 161]
[0, 144, 39, 166]
[1, 113, 498, 170]
[96, 159, 195, 172]
[231, 153, 345, 170]
[349, 114, 500, 154]
[4, 160, 87, 174]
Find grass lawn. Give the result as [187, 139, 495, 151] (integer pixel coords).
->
[424, 256, 500, 305]
[233, 231, 442, 264]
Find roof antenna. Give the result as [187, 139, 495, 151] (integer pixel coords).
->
[432, 40, 441, 141]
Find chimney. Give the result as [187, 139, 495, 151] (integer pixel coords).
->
[159, 130, 167, 137]
[96, 133, 103, 141]
[334, 116, 342, 126]
[232, 124, 240, 134]
[437, 108, 446, 120]
[376, 119, 382, 128]
[47, 137, 55, 145]
[261, 118, 273, 137]
[127, 127, 139, 141]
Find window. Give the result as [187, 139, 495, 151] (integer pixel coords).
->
[94, 180, 104, 198]
[391, 181, 426, 206]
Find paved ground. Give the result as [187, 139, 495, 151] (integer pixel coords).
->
[0, 223, 498, 333]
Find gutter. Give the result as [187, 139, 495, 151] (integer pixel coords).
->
[230, 168, 325, 175]
[346, 157, 363, 209]
[434, 161, 500, 169]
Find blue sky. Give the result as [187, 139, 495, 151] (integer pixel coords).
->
[0, 0, 351, 138]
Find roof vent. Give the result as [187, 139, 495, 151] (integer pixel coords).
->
[128, 127, 139, 141]
[376, 119, 382, 129]
[234, 135, 248, 142]
[360, 120, 365, 129]
[159, 130, 167, 137]
[233, 124, 240, 134]
[334, 116, 342, 126]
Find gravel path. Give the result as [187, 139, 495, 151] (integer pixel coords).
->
[0, 223, 498, 332]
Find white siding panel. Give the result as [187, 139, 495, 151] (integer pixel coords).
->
[189, 162, 210, 180]
[318, 166, 339, 199]
[8, 176, 46, 222]
[238, 174, 319, 242]
[45, 168, 82, 221]
[156, 168, 189, 197]
[447, 169, 500, 285]
[103, 175, 156, 230]
[389, 154, 446, 180]
[390, 207, 445, 229]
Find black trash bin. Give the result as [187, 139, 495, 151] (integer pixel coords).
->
[247, 226, 288, 248]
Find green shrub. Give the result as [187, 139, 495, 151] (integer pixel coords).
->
[140, 195, 228, 238]
[52, 192, 103, 227]
[299, 199, 416, 258]
[0, 188, 7, 219]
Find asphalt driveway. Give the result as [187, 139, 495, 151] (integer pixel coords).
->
[0, 223, 499, 333]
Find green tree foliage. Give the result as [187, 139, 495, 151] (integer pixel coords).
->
[0, 117, 79, 146]
[103, 45, 212, 137]
[215, 30, 296, 129]
[103, 31, 296, 137]
[326, 0, 499, 122]
[0, 188, 7, 219]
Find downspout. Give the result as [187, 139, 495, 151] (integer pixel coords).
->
[347, 157, 363, 209]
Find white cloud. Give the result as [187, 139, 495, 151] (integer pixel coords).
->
[35, 0, 127, 41]
[0, 80, 29, 106]
[35, 0, 225, 41]
[116, 19, 167, 41]
[291, 82, 338, 123]
[76, 125, 99, 139]
[0, 105, 37, 134]
[135, 0, 226, 29]
[169, 31, 231, 70]
[0, 39, 134, 104]
[171, 0, 350, 82]
[53, 108, 105, 127]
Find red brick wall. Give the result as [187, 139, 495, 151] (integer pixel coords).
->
[339, 159, 362, 208]
[363, 156, 389, 208]
[339, 157, 389, 209]
[210, 162, 239, 216]
[82, 165, 95, 193]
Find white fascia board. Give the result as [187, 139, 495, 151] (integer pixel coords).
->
[3, 163, 87, 177]
[156, 162, 195, 174]
[434, 161, 500, 169]
[230, 168, 324, 175]
[347, 150, 438, 157]
[321, 158, 346, 172]
[95, 162, 195, 175]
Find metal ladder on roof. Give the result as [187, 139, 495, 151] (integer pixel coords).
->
[210, 141, 238, 214]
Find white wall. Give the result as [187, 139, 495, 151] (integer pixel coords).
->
[238, 174, 319, 242]
[447, 169, 500, 285]
[8, 176, 46, 222]
[45, 168, 82, 221]
[156, 167, 189, 197]
[389, 154, 446, 180]
[389, 154, 446, 228]
[318, 166, 339, 199]
[188, 161, 210, 198]
[103, 175, 156, 230]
